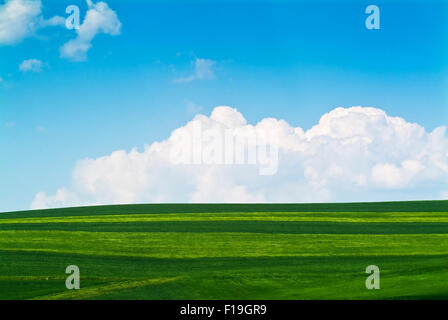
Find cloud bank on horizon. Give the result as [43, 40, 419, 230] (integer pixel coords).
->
[31, 106, 448, 209]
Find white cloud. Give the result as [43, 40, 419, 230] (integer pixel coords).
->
[19, 58, 43, 72]
[31, 106, 448, 210]
[60, 0, 121, 61]
[32, 189, 81, 210]
[175, 58, 216, 83]
[371, 160, 424, 189]
[0, 0, 64, 45]
[440, 190, 448, 200]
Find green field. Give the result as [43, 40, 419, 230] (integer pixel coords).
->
[0, 201, 447, 300]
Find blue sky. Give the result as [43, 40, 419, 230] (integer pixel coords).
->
[1, 0, 448, 211]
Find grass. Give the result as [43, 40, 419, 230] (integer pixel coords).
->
[0, 201, 447, 300]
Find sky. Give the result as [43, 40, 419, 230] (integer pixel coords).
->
[1, 0, 448, 212]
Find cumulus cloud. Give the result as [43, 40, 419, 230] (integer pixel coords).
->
[19, 58, 43, 72]
[371, 160, 424, 188]
[175, 58, 216, 83]
[60, 0, 121, 61]
[0, 0, 64, 45]
[31, 106, 448, 210]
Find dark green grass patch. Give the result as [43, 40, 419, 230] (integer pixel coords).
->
[1, 200, 446, 219]
[1, 221, 448, 234]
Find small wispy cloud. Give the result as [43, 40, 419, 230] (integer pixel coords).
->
[19, 59, 43, 72]
[175, 58, 216, 83]
[5, 121, 16, 128]
[0, 75, 10, 88]
[185, 100, 203, 114]
[60, 0, 121, 62]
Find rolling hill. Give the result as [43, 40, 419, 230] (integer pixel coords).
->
[0, 201, 447, 300]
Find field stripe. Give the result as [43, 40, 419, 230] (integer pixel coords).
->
[1, 211, 448, 223]
[2, 231, 448, 259]
[2, 221, 448, 234]
[32, 277, 180, 300]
